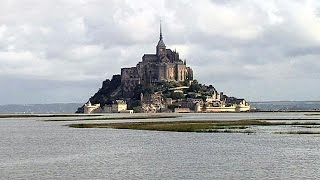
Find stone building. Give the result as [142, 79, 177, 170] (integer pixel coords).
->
[140, 92, 166, 113]
[104, 100, 128, 113]
[84, 101, 101, 114]
[121, 24, 193, 93]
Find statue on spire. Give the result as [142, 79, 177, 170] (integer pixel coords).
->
[160, 20, 163, 40]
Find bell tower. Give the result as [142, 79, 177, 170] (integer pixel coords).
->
[156, 21, 166, 57]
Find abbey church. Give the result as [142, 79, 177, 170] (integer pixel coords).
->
[121, 24, 193, 92]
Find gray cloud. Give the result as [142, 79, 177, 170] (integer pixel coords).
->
[286, 46, 320, 57]
[0, 0, 320, 104]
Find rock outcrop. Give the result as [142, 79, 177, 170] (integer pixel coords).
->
[76, 75, 122, 113]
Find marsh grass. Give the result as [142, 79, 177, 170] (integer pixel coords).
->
[304, 114, 320, 116]
[289, 122, 320, 125]
[68, 119, 320, 133]
[68, 120, 271, 133]
[199, 129, 256, 134]
[292, 125, 320, 128]
[275, 131, 320, 134]
[250, 118, 320, 121]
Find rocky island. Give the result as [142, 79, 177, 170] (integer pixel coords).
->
[76, 25, 250, 114]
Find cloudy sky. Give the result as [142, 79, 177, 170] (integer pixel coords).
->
[1, 0, 320, 104]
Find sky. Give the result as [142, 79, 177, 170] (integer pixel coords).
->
[1, 0, 320, 104]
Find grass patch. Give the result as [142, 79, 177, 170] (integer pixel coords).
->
[197, 129, 255, 134]
[292, 125, 320, 128]
[305, 114, 320, 116]
[44, 115, 181, 122]
[250, 118, 320, 121]
[67, 120, 271, 133]
[67, 119, 320, 133]
[289, 122, 320, 125]
[275, 131, 320, 134]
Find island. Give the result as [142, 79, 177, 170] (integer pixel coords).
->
[76, 24, 250, 114]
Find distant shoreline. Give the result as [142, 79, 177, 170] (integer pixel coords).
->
[1, 111, 320, 118]
[251, 110, 320, 113]
[0, 114, 102, 118]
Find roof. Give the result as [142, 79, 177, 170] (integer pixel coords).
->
[157, 39, 166, 47]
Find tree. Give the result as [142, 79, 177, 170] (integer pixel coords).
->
[185, 93, 197, 99]
[188, 80, 201, 92]
[171, 92, 185, 100]
[167, 104, 180, 111]
[133, 106, 143, 113]
[132, 84, 155, 99]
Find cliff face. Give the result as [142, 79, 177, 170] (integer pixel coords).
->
[76, 75, 122, 113]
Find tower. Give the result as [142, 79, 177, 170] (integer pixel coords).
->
[156, 21, 166, 57]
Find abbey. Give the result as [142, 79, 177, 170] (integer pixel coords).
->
[121, 24, 193, 93]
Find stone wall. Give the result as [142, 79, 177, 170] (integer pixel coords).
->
[121, 67, 140, 92]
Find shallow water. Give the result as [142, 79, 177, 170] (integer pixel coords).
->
[1, 112, 320, 179]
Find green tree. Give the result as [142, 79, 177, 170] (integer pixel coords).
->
[188, 80, 201, 92]
[132, 84, 156, 99]
[167, 104, 180, 111]
[133, 106, 143, 113]
[171, 92, 185, 100]
[185, 93, 197, 99]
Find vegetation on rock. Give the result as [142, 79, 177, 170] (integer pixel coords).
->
[76, 74, 245, 113]
[76, 75, 122, 113]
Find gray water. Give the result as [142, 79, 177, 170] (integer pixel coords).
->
[1, 113, 320, 179]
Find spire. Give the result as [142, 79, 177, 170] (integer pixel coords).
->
[160, 20, 163, 40]
[156, 20, 166, 51]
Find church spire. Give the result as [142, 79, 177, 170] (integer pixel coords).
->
[160, 20, 163, 40]
[156, 20, 166, 55]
